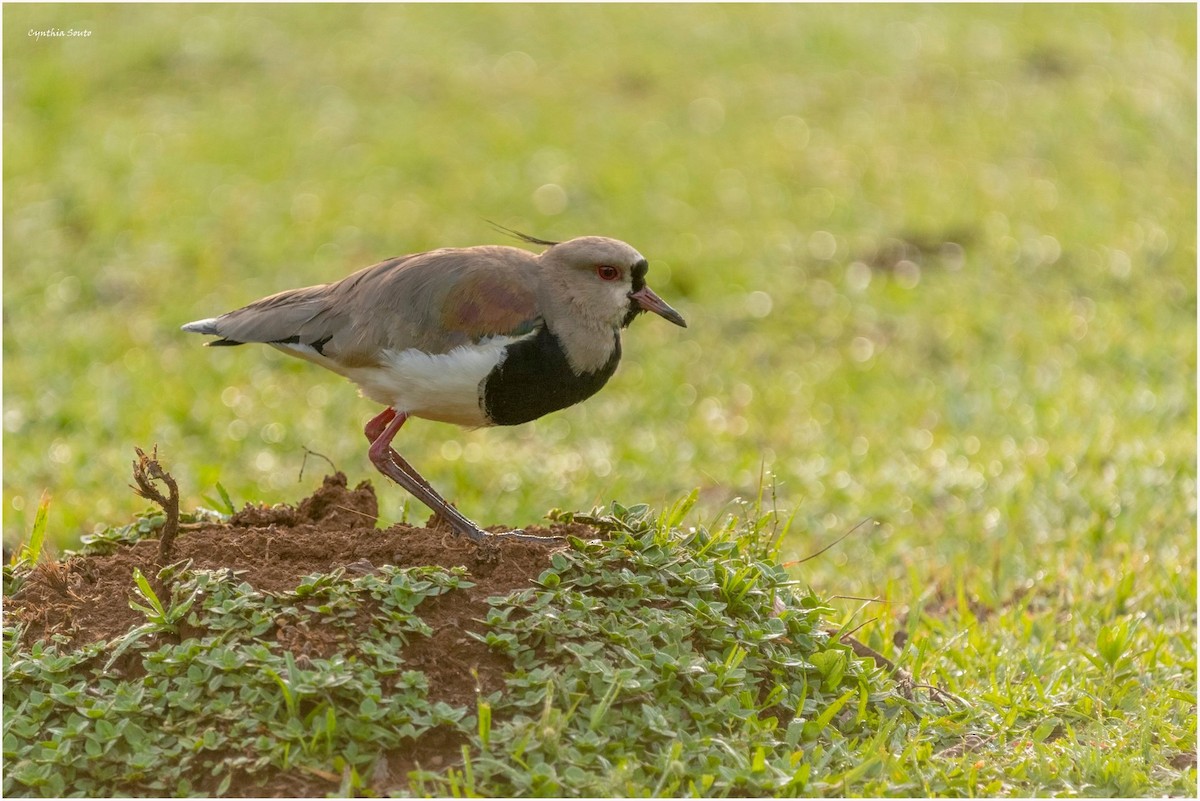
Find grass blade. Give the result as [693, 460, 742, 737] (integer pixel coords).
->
[13, 490, 51, 566]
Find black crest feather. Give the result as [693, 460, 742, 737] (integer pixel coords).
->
[486, 220, 560, 247]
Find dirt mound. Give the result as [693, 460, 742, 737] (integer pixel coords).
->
[5, 471, 892, 799]
[10, 473, 592, 647]
[6, 473, 600, 794]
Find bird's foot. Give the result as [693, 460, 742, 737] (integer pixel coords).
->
[443, 524, 562, 545]
[364, 411, 560, 546]
[486, 528, 565, 544]
[450, 523, 491, 543]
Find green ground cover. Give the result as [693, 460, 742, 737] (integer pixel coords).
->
[4, 4, 1195, 795]
[5, 503, 905, 797]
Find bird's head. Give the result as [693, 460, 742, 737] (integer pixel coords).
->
[536, 236, 687, 330]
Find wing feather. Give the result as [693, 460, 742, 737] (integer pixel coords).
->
[186, 246, 542, 368]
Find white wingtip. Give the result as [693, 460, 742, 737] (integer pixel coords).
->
[181, 318, 220, 335]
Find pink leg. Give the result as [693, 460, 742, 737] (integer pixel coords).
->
[365, 409, 489, 541]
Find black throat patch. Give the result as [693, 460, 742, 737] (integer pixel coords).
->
[622, 258, 650, 328]
[630, 258, 648, 292]
[482, 326, 622, 426]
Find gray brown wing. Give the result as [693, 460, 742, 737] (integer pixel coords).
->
[193, 246, 543, 368]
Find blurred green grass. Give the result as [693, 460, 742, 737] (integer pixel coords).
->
[4, 5, 1196, 794]
[4, 4, 1194, 592]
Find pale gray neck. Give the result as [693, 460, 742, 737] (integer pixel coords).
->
[541, 301, 621, 375]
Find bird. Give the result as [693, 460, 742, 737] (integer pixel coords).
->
[182, 229, 687, 541]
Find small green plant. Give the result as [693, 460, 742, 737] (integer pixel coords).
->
[477, 695, 493, 753]
[14, 491, 51, 567]
[2, 491, 51, 596]
[201, 482, 236, 517]
[104, 565, 201, 668]
[1089, 615, 1143, 673]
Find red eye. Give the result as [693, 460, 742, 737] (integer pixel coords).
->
[597, 265, 620, 281]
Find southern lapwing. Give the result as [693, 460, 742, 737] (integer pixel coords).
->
[182, 231, 687, 541]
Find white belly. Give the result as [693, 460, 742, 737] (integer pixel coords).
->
[270, 335, 530, 426]
[344, 339, 519, 426]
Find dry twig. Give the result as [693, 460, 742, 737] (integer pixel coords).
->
[834, 629, 970, 710]
[130, 446, 180, 563]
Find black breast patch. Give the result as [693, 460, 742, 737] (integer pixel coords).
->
[482, 326, 621, 426]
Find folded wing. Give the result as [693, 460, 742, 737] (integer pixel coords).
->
[182, 246, 544, 368]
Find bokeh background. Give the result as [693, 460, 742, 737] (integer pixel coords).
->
[4, 5, 1195, 609]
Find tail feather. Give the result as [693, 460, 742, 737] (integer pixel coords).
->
[182, 317, 245, 346]
[181, 318, 221, 335]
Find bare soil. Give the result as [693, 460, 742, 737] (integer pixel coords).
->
[6, 473, 600, 796]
